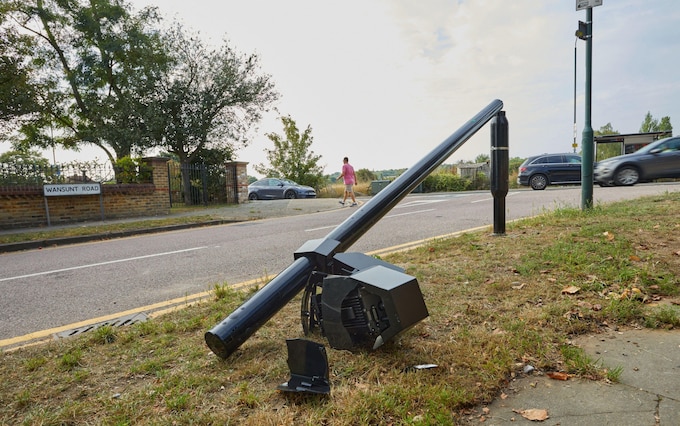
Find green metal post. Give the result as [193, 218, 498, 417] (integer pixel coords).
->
[580, 7, 594, 210]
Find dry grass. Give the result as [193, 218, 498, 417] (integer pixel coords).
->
[316, 181, 373, 199]
[1, 192, 679, 425]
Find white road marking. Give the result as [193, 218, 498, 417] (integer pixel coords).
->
[305, 208, 435, 232]
[0, 246, 209, 282]
[470, 191, 521, 203]
[385, 208, 435, 218]
[394, 199, 447, 208]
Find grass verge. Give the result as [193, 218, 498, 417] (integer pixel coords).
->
[0, 214, 225, 245]
[1, 192, 679, 425]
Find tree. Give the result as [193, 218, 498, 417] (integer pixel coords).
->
[356, 168, 376, 182]
[594, 122, 621, 161]
[0, 148, 52, 185]
[508, 157, 524, 174]
[151, 25, 279, 204]
[639, 111, 673, 134]
[0, 148, 49, 165]
[255, 115, 324, 188]
[474, 153, 490, 163]
[0, 8, 39, 131]
[152, 26, 277, 165]
[595, 122, 618, 136]
[1, 0, 169, 165]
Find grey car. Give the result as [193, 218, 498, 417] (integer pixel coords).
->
[248, 178, 316, 200]
[594, 136, 680, 186]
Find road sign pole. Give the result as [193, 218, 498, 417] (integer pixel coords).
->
[580, 7, 594, 210]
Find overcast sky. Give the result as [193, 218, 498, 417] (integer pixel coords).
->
[8, 0, 680, 177]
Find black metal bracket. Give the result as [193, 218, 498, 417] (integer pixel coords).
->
[277, 339, 330, 394]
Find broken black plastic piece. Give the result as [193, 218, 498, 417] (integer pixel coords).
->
[277, 339, 330, 394]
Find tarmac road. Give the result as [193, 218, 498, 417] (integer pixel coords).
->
[3, 183, 680, 346]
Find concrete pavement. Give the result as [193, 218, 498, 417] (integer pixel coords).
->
[473, 328, 680, 425]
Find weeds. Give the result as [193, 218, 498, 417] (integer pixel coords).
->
[213, 282, 234, 300]
[645, 305, 680, 328]
[92, 325, 117, 344]
[606, 365, 624, 382]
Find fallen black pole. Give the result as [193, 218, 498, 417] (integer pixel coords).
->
[326, 99, 504, 252]
[205, 99, 504, 359]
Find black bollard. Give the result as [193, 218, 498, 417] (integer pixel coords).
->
[205, 99, 504, 359]
[490, 111, 509, 235]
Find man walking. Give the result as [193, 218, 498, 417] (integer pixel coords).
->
[337, 157, 357, 206]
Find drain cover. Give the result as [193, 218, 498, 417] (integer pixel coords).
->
[55, 312, 149, 339]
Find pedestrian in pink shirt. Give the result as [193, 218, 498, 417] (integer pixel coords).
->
[337, 157, 357, 206]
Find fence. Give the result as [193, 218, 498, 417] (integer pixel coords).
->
[167, 162, 237, 207]
[0, 158, 249, 229]
[0, 161, 117, 186]
[0, 157, 168, 229]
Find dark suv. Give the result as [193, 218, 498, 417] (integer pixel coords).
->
[517, 153, 582, 190]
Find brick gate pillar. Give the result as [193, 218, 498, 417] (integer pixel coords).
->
[225, 161, 249, 204]
[142, 156, 171, 212]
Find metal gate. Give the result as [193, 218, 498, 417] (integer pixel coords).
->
[167, 162, 234, 207]
[225, 165, 238, 204]
[167, 162, 206, 207]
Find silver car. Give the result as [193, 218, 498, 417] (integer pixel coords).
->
[594, 136, 680, 186]
[248, 178, 316, 200]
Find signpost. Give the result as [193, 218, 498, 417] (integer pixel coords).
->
[576, 0, 602, 11]
[576, 0, 602, 209]
[43, 183, 104, 226]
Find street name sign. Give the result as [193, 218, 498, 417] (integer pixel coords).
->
[43, 183, 102, 197]
[576, 0, 603, 11]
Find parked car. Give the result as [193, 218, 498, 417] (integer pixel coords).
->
[517, 153, 582, 190]
[594, 136, 680, 186]
[248, 178, 316, 200]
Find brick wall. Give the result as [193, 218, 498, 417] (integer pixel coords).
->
[0, 157, 171, 230]
[225, 161, 249, 203]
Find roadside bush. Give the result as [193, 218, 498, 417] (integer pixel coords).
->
[114, 156, 152, 183]
[468, 171, 490, 190]
[422, 172, 472, 192]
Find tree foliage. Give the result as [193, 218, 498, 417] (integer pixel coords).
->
[1, 0, 170, 164]
[0, 7, 38, 130]
[594, 122, 621, 160]
[639, 111, 673, 134]
[594, 122, 618, 136]
[508, 157, 524, 174]
[0, 148, 49, 166]
[255, 115, 324, 188]
[356, 168, 376, 182]
[0, 148, 54, 185]
[2, 0, 278, 182]
[593, 112, 675, 162]
[474, 153, 490, 163]
[150, 25, 279, 167]
[148, 26, 278, 205]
